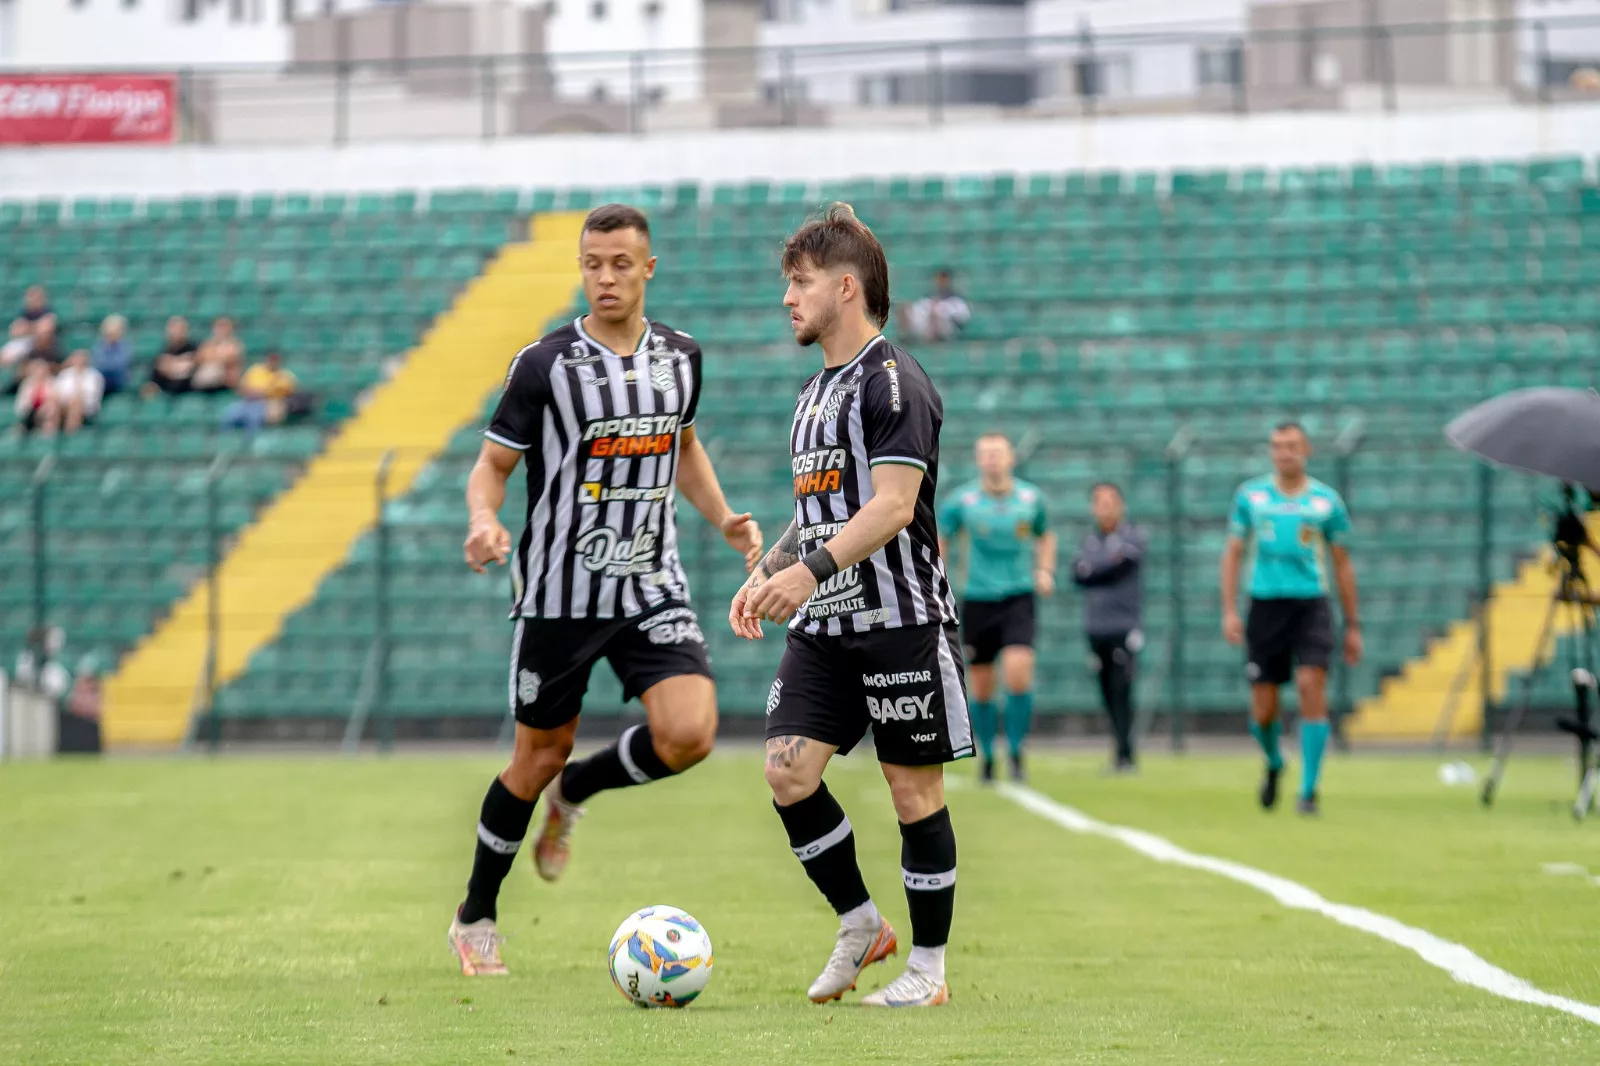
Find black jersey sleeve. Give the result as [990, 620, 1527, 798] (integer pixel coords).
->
[485, 343, 550, 451]
[862, 358, 939, 472]
[681, 340, 704, 428]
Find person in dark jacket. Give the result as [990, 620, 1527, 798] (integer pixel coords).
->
[1072, 482, 1146, 772]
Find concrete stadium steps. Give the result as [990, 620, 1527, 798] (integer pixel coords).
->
[102, 211, 585, 746]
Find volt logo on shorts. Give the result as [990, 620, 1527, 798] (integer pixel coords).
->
[866, 692, 935, 722]
[862, 670, 932, 688]
[792, 447, 848, 497]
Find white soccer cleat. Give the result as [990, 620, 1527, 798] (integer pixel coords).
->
[860, 963, 950, 1008]
[533, 778, 584, 883]
[807, 917, 897, 1003]
[447, 914, 508, 976]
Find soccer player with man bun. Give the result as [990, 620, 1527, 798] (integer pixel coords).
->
[447, 204, 763, 976]
[732, 204, 966, 1008]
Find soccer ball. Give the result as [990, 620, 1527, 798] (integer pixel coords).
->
[607, 905, 714, 1008]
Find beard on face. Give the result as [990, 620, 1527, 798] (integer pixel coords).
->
[793, 299, 838, 347]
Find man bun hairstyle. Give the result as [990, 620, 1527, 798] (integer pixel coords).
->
[582, 202, 651, 240]
[781, 202, 891, 328]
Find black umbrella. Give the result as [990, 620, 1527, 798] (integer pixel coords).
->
[1445, 387, 1600, 489]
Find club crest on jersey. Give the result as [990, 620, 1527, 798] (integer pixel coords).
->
[650, 357, 677, 394]
[815, 381, 856, 423]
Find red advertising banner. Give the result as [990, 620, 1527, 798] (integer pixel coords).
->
[0, 74, 175, 145]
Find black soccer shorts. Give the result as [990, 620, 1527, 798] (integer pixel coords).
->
[508, 602, 713, 729]
[1245, 597, 1334, 686]
[960, 592, 1037, 665]
[764, 622, 973, 766]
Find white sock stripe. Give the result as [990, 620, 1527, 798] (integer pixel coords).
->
[997, 782, 1600, 1029]
[476, 822, 522, 855]
[792, 816, 853, 860]
[615, 724, 651, 784]
[902, 866, 957, 890]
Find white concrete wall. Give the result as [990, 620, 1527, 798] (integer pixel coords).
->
[0, 0, 290, 69]
[0, 101, 1592, 198]
[545, 0, 706, 101]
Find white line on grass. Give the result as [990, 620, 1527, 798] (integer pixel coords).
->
[995, 782, 1600, 1028]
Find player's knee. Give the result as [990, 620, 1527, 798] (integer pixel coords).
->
[1295, 673, 1325, 706]
[885, 775, 942, 823]
[653, 718, 715, 771]
[503, 737, 572, 796]
[764, 760, 819, 806]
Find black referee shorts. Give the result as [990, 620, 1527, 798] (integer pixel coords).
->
[765, 623, 973, 766]
[1245, 597, 1334, 687]
[960, 593, 1036, 665]
[508, 601, 713, 729]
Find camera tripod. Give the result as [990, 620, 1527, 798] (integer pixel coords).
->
[1480, 495, 1600, 819]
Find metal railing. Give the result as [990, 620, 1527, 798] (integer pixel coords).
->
[0, 433, 1566, 750]
[7, 15, 1598, 147]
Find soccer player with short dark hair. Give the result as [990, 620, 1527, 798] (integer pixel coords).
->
[447, 203, 764, 975]
[730, 204, 964, 1008]
[937, 432, 1056, 782]
[1220, 422, 1362, 816]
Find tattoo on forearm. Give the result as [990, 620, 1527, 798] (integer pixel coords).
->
[757, 520, 802, 578]
[765, 735, 809, 769]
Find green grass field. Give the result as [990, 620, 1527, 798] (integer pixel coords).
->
[3, 749, 1598, 1064]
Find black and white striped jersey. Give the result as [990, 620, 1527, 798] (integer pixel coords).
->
[788, 335, 958, 636]
[485, 317, 701, 620]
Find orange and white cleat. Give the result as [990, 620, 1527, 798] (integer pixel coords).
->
[448, 913, 508, 976]
[807, 917, 897, 1003]
[860, 964, 950, 1008]
[533, 777, 585, 883]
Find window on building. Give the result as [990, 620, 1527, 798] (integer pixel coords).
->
[1197, 45, 1242, 89]
[591, 0, 606, 19]
[1075, 54, 1131, 99]
[182, 0, 200, 21]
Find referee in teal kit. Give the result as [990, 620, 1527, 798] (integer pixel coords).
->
[939, 432, 1056, 783]
[1220, 423, 1362, 817]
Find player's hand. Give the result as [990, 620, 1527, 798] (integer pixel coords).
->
[1344, 626, 1363, 666]
[1222, 611, 1244, 645]
[720, 512, 764, 573]
[745, 562, 818, 626]
[1034, 568, 1056, 598]
[729, 581, 764, 641]
[464, 514, 512, 573]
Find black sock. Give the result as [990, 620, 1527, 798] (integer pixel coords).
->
[559, 724, 677, 804]
[900, 806, 957, 948]
[458, 776, 537, 924]
[774, 780, 871, 915]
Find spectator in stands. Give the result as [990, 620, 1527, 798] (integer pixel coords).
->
[53, 350, 104, 434]
[192, 316, 244, 394]
[900, 268, 971, 343]
[28, 314, 64, 370]
[15, 284, 50, 326]
[222, 351, 297, 433]
[92, 314, 132, 395]
[12, 358, 57, 435]
[144, 316, 199, 397]
[1, 319, 33, 394]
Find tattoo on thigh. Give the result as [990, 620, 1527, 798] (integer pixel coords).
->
[765, 734, 809, 769]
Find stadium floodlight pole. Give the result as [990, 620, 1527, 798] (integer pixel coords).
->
[375, 450, 395, 754]
[203, 450, 232, 754]
[1164, 423, 1195, 753]
[28, 454, 54, 673]
[1330, 416, 1365, 752]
